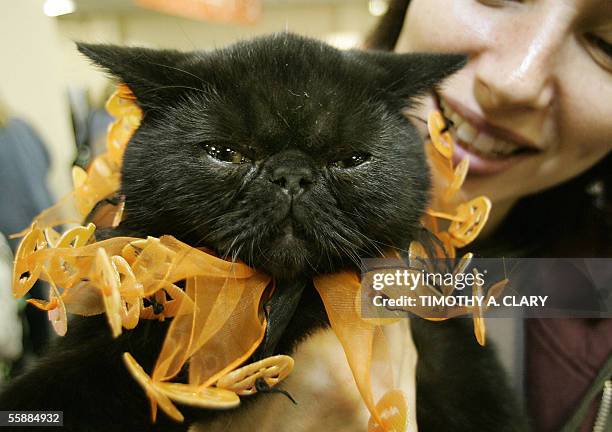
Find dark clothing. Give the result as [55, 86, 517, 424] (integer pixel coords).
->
[0, 118, 54, 250]
[526, 319, 612, 431]
[0, 117, 54, 358]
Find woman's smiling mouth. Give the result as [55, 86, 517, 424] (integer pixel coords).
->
[438, 95, 542, 175]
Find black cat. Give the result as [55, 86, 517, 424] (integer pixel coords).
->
[0, 33, 528, 431]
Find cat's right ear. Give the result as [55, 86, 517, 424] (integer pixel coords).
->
[349, 50, 467, 100]
[77, 43, 203, 108]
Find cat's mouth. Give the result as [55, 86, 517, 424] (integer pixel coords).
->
[274, 219, 304, 245]
[255, 219, 313, 278]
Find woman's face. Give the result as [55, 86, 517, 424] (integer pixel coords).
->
[397, 0, 612, 207]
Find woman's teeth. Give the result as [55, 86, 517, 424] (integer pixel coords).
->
[440, 99, 522, 158]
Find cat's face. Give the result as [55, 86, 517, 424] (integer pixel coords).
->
[79, 33, 464, 280]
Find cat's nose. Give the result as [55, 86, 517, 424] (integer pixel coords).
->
[270, 166, 313, 195]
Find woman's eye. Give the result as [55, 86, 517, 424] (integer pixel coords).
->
[201, 143, 250, 164]
[330, 153, 371, 169]
[476, 0, 522, 7]
[585, 33, 612, 71]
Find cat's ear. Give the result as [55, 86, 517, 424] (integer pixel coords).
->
[351, 50, 467, 99]
[76, 43, 203, 108]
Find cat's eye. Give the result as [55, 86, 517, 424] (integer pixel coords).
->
[330, 153, 371, 169]
[201, 143, 251, 164]
[584, 33, 612, 72]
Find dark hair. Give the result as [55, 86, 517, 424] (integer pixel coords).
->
[366, 0, 612, 257]
[364, 0, 411, 51]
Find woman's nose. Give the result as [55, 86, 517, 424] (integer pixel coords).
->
[474, 20, 560, 111]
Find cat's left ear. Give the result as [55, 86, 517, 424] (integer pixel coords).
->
[350, 50, 467, 99]
[77, 43, 203, 108]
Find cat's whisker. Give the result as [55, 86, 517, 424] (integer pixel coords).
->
[231, 244, 243, 265]
[310, 207, 376, 262]
[140, 84, 208, 96]
[187, 206, 256, 245]
[248, 237, 255, 268]
[150, 62, 207, 86]
[221, 234, 241, 261]
[367, 238, 409, 254]
[303, 255, 316, 273]
[335, 207, 406, 256]
[176, 215, 222, 241]
[403, 113, 428, 126]
[318, 222, 364, 269]
[319, 234, 334, 271]
[255, 238, 270, 263]
[339, 221, 385, 258]
[335, 239, 363, 270]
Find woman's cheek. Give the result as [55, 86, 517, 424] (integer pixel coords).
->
[557, 50, 612, 159]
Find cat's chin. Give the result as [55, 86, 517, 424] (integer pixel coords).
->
[247, 236, 314, 280]
[251, 259, 309, 281]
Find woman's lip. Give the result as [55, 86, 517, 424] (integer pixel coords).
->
[441, 96, 540, 151]
[452, 138, 533, 176]
[432, 93, 542, 176]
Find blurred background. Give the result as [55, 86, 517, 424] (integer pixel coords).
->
[1, 0, 385, 199]
[0, 0, 386, 380]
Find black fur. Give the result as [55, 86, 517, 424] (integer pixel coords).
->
[78, 34, 463, 279]
[0, 33, 527, 431]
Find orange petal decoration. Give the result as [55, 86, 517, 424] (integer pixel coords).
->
[12, 224, 46, 298]
[435, 231, 456, 259]
[93, 248, 123, 338]
[26, 297, 58, 311]
[105, 85, 141, 164]
[154, 382, 239, 409]
[122, 352, 184, 422]
[216, 355, 294, 396]
[448, 196, 492, 248]
[425, 141, 454, 185]
[72, 166, 88, 189]
[424, 209, 463, 222]
[424, 109, 492, 252]
[444, 157, 469, 200]
[368, 389, 408, 432]
[408, 240, 428, 262]
[427, 110, 453, 160]
[10, 86, 139, 238]
[57, 223, 96, 248]
[485, 279, 508, 307]
[472, 269, 486, 346]
[47, 274, 68, 337]
[43, 227, 62, 248]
